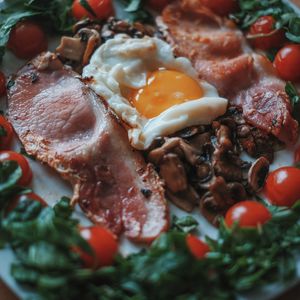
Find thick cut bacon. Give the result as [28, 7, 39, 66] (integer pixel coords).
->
[7, 53, 168, 243]
[159, 0, 298, 144]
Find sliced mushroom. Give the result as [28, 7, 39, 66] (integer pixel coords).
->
[248, 157, 270, 192]
[147, 137, 180, 164]
[205, 176, 231, 210]
[166, 190, 195, 212]
[196, 162, 212, 182]
[56, 36, 86, 62]
[189, 131, 211, 149]
[216, 124, 233, 152]
[178, 139, 201, 165]
[56, 28, 100, 67]
[72, 19, 101, 34]
[159, 153, 188, 193]
[166, 185, 199, 212]
[76, 28, 101, 66]
[200, 197, 221, 226]
[227, 182, 247, 201]
[213, 159, 243, 182]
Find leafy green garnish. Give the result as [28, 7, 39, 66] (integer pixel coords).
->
[0, 161, 22, 204]
[285, 81, 300, 122]
[0, 0, 74, 62]
[232, 0, 300, 43]
[0, 125, 7, 137]
[117, 0, 152, 22]
[0, 159, 299, 300]
[20, 146, 35, 160]
[124, 0, 142, 12]
[171, 215, 199, 233]
[79, 0, 96, 18]
[265, 47, 278, 62]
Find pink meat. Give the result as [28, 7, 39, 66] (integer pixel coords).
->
[160, 0, 298, 144]
[7, 52, 169, 243]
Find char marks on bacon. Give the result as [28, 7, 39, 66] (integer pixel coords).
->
[159, 0, 298, 144]
[7, 52, 168, 243]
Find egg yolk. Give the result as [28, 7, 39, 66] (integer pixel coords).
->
[128, 70, 204, 118]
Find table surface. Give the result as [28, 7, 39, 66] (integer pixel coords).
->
[1, 1, 300, 299]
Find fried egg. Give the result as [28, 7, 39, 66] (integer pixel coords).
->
[83, 34, 228, 149]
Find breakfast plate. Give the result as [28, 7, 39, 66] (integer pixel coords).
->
[1, 1, 300, 299]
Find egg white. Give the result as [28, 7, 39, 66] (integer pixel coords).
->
[83, 34, 228, 149]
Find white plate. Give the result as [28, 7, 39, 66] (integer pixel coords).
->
[0, 1, 300, 299]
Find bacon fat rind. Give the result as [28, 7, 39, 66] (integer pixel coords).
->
[159, 0, 298, 145]
[7, 52, 169, 243]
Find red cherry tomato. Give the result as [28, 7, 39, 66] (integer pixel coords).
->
[201, 0, 238, 16]
[0, 71, 6, 96]
[6, 192, 47, 214]
[249, 16, 285, 50]
[78, 226, 118, 268]
[186, 235, 210, 259]
[225, 201, 272, 228]
[72, 0, 113, 20]
[0, 151, 32, 186]
[0, 115, 14, 149]
[8, 21, 48, 60]
[274, 44, 300, 81]
[147, 0, 170, 11]
[264, 167, 300, 207]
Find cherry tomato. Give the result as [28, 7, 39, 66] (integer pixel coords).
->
[186, 235, 210, 259]
[274, 44, 300, 81]
[0, 71, 6, 96]
[78, 226, 118, 268]
[225, 201, 272, 228]
[201, 0, 238, 16]
[72, 0, 113, 20]
[0, 151, 32, 186]
[264, 167, 300, 207]
[249, 16, 285, 50]
[8, 21, 48, 60]
[6, 192, 47, 214]
[0, 115, 14, 149]
[147, 0, 170, 11]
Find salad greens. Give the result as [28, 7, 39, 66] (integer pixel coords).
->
[117, 0, 152, 22]
[233, 0, 300, 43]
[0, 0, 74, 62]
[1, 0, 300, 299]
[0, 0, 152, 62]
[1, 161, 300, 300]
[286, 82, 300, 122]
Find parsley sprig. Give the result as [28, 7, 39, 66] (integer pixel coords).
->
[117, 0, 152, 22]
[0, 0, 74, 62]
[285, 82, 300, 122]
[232, 0, 300, 43]
[1, 158, 300, 300]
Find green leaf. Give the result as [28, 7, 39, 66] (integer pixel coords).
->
[0, 161, 21, 196]
[0, 125, 7, 137]
[20, 147, 35, 160]
[234, 0, 300, 43]
[0, 10, 39, 62]
[116, 0, 152, 22]
[285, 82, 300, 122]
[125, 0, 142, 12]
[79, 0, 96, 18]
[287, 16, 300, 42]
[0, 0, 74, 62]
[171, 215, 199, 233]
